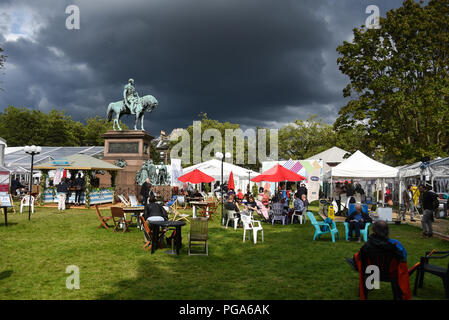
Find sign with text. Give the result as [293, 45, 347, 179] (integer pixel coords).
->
[0, 171, 10, 193]
[0, 192, 12, 207]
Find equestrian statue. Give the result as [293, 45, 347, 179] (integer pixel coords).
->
[106, 78, 158, 131]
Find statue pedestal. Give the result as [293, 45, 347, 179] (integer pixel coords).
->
[99, 130, 154, 199]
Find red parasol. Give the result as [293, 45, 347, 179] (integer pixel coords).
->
[251, 164, 306, 182]
[228, 171, 235, 191]
[178, 169, 215, 184]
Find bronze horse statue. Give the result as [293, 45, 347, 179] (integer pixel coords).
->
[106, 95, 158, 131]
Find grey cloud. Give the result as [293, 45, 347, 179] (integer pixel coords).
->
[0, 0, 405, 136]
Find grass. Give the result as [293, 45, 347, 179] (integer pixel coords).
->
[0, 204, 448, 300]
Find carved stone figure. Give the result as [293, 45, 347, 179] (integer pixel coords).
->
[114, 158, 127, 168]
[157, 162, 170, 185]
[106, 79, 158, 131]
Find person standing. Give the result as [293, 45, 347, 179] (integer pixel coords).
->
[140, 178, 152, 205]
[56, 178, 69, 212]
[74, 173, 85, 206]
[421, 184, 439, 238]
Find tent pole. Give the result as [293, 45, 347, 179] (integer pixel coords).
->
[382, 178, 385, 207]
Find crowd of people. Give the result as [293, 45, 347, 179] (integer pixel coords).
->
[220, 183, 310, 226]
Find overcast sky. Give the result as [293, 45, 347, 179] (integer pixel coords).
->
[0, 0, 404, 135]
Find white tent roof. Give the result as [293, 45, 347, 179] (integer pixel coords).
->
[331, 150, 398, 179]
[306, 146, 349, 164]
[183, 159, 259, 180]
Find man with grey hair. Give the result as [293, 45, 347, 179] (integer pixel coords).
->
[346, 203, 372, 243]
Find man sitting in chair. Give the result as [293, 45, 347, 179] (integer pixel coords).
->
[346, 203, 372, 243]
[346, 220, 410, 300]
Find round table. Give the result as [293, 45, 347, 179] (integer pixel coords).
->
[148, 220, 186, 255]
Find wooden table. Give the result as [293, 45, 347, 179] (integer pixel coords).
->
[123, 206, 146, 228]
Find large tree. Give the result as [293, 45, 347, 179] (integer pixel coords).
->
[169, 113, 270, 171]
[335, 0, 449, 165]
[278, 115, 336, 160]
[0, 106, 127, 146]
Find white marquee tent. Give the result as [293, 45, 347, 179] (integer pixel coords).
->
[331, 150, 398, 205]
[331, 150, 398, 179]
[182, 159, 259, 191]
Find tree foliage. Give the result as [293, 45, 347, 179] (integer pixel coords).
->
[335, 0, 449, 165]
[0, 106, 128, 146]
[169, 113, 269, 171]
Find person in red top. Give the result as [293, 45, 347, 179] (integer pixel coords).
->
[236, 189, 244, 201]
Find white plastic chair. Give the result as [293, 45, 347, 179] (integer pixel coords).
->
[225, 209, 239, 230]
[241, 214, 264, 244]
[291, 209, 305, 224]
[20, 195, 35, 214]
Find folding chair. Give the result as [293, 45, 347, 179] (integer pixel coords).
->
[199, 203, 218, 220]
[117, 194, 131, 207]
[129, 194, 144, 207]
[139, 216, 153, 251]
[170, 206, 190, 222]
[95, 205, 113, 230]
[111, 206, 132, 233]
[188, 217, 209, 255]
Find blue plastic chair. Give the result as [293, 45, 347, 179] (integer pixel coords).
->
[344, 222, 370, 242]
[307, 212, 340, 243]
[345, 204, 370, 241]
[348, 203, 368, 215]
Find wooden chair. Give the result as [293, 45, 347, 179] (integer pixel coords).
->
[170, 206, 190, 222]
[139, 216, 153, 251]
[188, 217, 209, 255]
[95, 205, 113, 230]
[111, 206, 132, 233]
[199, 203, 217, 220]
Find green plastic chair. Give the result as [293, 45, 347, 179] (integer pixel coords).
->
[307, 211, 340, 243]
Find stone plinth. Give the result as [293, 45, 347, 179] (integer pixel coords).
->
[99, 130, 154, 199]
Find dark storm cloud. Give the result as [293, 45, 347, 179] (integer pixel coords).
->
[0, 0, 405, 134]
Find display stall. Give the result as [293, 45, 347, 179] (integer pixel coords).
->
[35, 154, 122, 207]
[330, 150, 399, 207]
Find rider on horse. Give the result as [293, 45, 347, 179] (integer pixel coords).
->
[123, 78, 140, 114]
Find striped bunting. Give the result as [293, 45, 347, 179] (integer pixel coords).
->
[283, 159, 295, 170]
[290, 161, 303, 173]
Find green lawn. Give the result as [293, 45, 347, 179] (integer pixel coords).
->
[0, 204, 448, 300]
